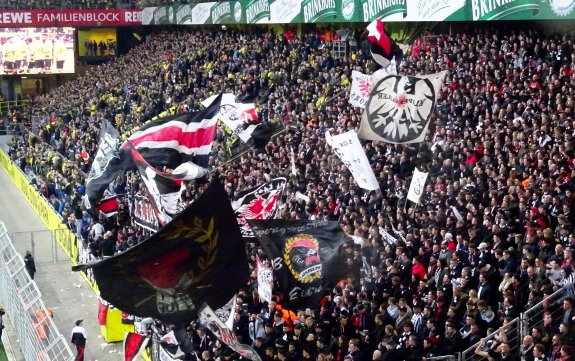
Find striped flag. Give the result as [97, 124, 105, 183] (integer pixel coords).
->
[121, 94, 222, 168]
[127, 141, 207, 226]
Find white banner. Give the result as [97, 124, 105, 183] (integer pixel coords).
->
[407, 168, 428, 204]
[349, 71, 372, 109]
[328, 130, 379, 191]
[290, 146, 297, 175]
[256, 256, 273, 304]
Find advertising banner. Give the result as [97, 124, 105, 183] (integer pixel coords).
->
[142, 0, 575, 25]
[0, 9, 141, 27]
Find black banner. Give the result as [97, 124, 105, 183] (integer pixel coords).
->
[73, 180, 249, 324]
[130, 194, 160, 232]
[248, 220, 347, 310]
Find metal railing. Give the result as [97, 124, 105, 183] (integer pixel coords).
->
[428, 356, 457, 361]
[459, 317, 521, 361]
[520, 283, 575, 344]
[0, 221, 74, 361]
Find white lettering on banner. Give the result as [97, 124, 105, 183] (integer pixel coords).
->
[212, 2, 231, 22]
[36, 12, 120, 23]
[361, 0, 405, 21]
[303, 0, 336, 22]
[124, 11, 141, 22]
[176, 5, 193, 24]
[471, 0, 517, 20]
[246, 0, 270, 23]
[0, 12, 32, 24]
[328, 130, 380, 191]
[154, 7, 169, 24]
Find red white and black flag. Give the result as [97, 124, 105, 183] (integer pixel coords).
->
[232, 178, 287, 239]
[95, 196, 119, 218]
[122, 94, 223, 169]
[123, 332, 149, 361]
[127, 141, 207, 226]
[366, 19, 403, 70]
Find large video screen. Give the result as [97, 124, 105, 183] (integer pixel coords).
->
[77, 28, 117, 58]
[0, 27, 75, 75]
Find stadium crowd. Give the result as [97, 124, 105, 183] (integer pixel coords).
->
[8, 25, 575, 361]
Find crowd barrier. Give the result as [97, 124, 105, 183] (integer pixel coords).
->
[0, 221, 75, 361]
[0, 149, 99, 293]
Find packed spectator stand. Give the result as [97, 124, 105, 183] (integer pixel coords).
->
[8, 24, 575, 361]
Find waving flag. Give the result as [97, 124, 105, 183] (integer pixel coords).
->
[358, 71, 447, 144]
[199, 302, 263, 361]
[203, 93, 259, 135]
[249, 220, 347, 310]
[84, 120, 125, 213]
[128, 141, 207, 226]
[366, 19, 403, 68]
[232, 178, 287, 239]
[122, 94, 222, 168]
[73, 180, 249, 324]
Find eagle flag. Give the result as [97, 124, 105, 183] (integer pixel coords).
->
[121, 94, 223, 169]
[248, 220, 347, 310]
[358, 71, 447, 144]
[232, 178, 287, 240]
[72, 180, 249, 324]
[84, 119, 125, 214]
[127, 140, 207, 226]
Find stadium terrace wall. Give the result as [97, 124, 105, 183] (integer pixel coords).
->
[0, 149, 99, 293]
[141, 0, 575, 24]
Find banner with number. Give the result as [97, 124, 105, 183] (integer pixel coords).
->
[327, 130, 379, 191]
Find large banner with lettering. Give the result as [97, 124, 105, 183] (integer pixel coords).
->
[248, 220, 347, 310]
[141, 0, 575, 24]
[0, 9, 141, 27]
[130, 194, 160, 232]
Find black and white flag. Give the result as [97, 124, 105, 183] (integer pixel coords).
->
[359, 71, 446, 144]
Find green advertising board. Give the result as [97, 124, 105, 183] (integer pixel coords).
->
[140, 0, 575, 25]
